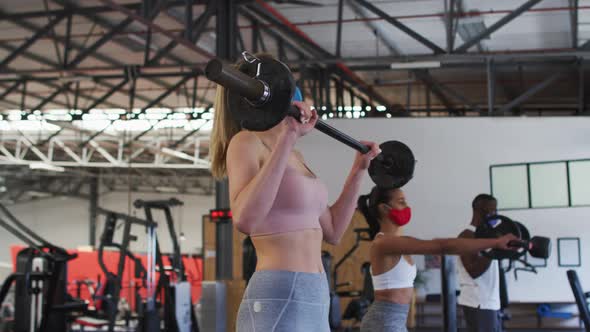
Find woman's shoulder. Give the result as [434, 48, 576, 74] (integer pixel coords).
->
[228, 131, 261, 152]
[371, 233, 408, 255]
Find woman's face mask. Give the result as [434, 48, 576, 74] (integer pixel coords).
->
[384, 204, 412, 226]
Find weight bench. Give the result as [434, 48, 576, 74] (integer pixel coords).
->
[567, 270, 590, 331]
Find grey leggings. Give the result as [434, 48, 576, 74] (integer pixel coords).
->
[360, 301, 410, 332]
[236, 270, 330, 332]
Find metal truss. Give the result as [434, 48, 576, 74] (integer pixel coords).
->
[0, 132, 210, 170]
[0, 0, 588, 135]
[0, 166, 213, 205]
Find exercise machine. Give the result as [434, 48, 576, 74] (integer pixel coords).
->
[134, 198, 200, 332]
[325, 228, 373, 331]
[567, 270, 590, 331]
[0, 203, 86, 332]
[93, 207, 156, 332]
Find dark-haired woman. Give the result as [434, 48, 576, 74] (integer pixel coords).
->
[357, 186, 516, 332]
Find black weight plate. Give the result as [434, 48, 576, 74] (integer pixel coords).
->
[476, 214, 524, 260]
[529, 236, 551, 259]
[513, 221, 530, 242]
[368, 140, 415, 189]
[227, 58, 295, 131]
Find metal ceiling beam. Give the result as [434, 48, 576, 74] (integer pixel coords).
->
[239, 9, 304, 58]
[345, 0, 402, 55]
[1, 11, 177, 110]
[336, 0, 345, 57]
[66, 18, 134, 69]
[578, 61, 585, 114]
[288, 50, 589, 67]
[345, 0, 461, 113]
[0, 82, 22, 101]
[0, 81, 73, 111]
[412, 70, 456, 113]
[50, 0, 180, 66]
[247, 1, 391, 107]
[31, 83, 73, 111]
[50, 0, 191, 101]
[570, 0, 579, 49]
[131, 71, 198, 115]
[94, 0, 212, 59]
[455, 0, 544, 53]
[445, 0, 457, 53]
[0, 0, 238, 20]
[350, 0, 445, 54]
[0, 13, 66, 69]
[148, 0, 216, 65]
[82, 72, 198, 145]
[496, 68, 568, 114]
[486, 59, 496, 116]
[80, 78, 130, 115]
[53, 0, 214, 108]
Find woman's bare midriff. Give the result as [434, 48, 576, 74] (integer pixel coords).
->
[251, 228, 325, 273]
[374, 288, 414, 305]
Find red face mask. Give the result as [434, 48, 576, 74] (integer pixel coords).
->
[387, 206, 412, 226]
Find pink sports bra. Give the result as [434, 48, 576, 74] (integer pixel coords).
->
[249, 144, 329, 236]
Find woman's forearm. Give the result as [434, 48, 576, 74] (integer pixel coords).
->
[232, 132, 296, 233]
[437, 237, 499, 255]
[327, 165, 365, 242]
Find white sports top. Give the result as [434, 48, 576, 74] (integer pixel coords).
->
[371, 233, 417, 290]
[457, 225, 500, 310]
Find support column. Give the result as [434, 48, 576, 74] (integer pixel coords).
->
[487, 58, 495, 116]
[441, 255, 457, 332]
[89, 174, 99, 247]
[578, 59, 586, 115]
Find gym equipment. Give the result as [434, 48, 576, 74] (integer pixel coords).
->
[536, 304, 573, 320]
[205, 52, 415, 189]
[242, 237, 257, 285]
[0, 203, 86, 332]
[441, 256, 458, 332]
[567, 270, 590, 331]
[134, 198, 200, 332]
[340, 263, 373, 323]
[475, 214, 551, 261]
[94, 208, 156, 332]
[325, 228, 373, 330]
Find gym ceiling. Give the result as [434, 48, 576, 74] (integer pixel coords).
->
[0, 0, 587, 201]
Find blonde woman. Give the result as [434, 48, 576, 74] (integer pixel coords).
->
[209, 54, 380, 332]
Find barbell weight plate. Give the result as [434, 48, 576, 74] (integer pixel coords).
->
[476, 214, 525, 260]
[529, 236, 551, 259]
[368, 140, 415, 189]
[227, 57, 295, 131]
[513, 221, 531, 242]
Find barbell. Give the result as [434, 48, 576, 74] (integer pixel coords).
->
[475, 214, 551, 260]
[205, 52, 415, 189]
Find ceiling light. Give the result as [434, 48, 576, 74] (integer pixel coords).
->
[390, 61, 441, 70]
[26, 191, 53, 198]
[155, 186, 179, 193]
[29, 162, 65, 172]
[161, 147, 194, 161]
[57, 75, 93, 83]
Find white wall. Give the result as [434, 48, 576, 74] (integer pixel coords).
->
[0, 192, 214, 279]
[298, 117, 590, 303]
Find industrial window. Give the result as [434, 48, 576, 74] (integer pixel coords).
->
[490, 159, 590, 210]
[490, 165, 529, 209]
[569, 160, 590, 206]
[529, 162, 568, 208]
